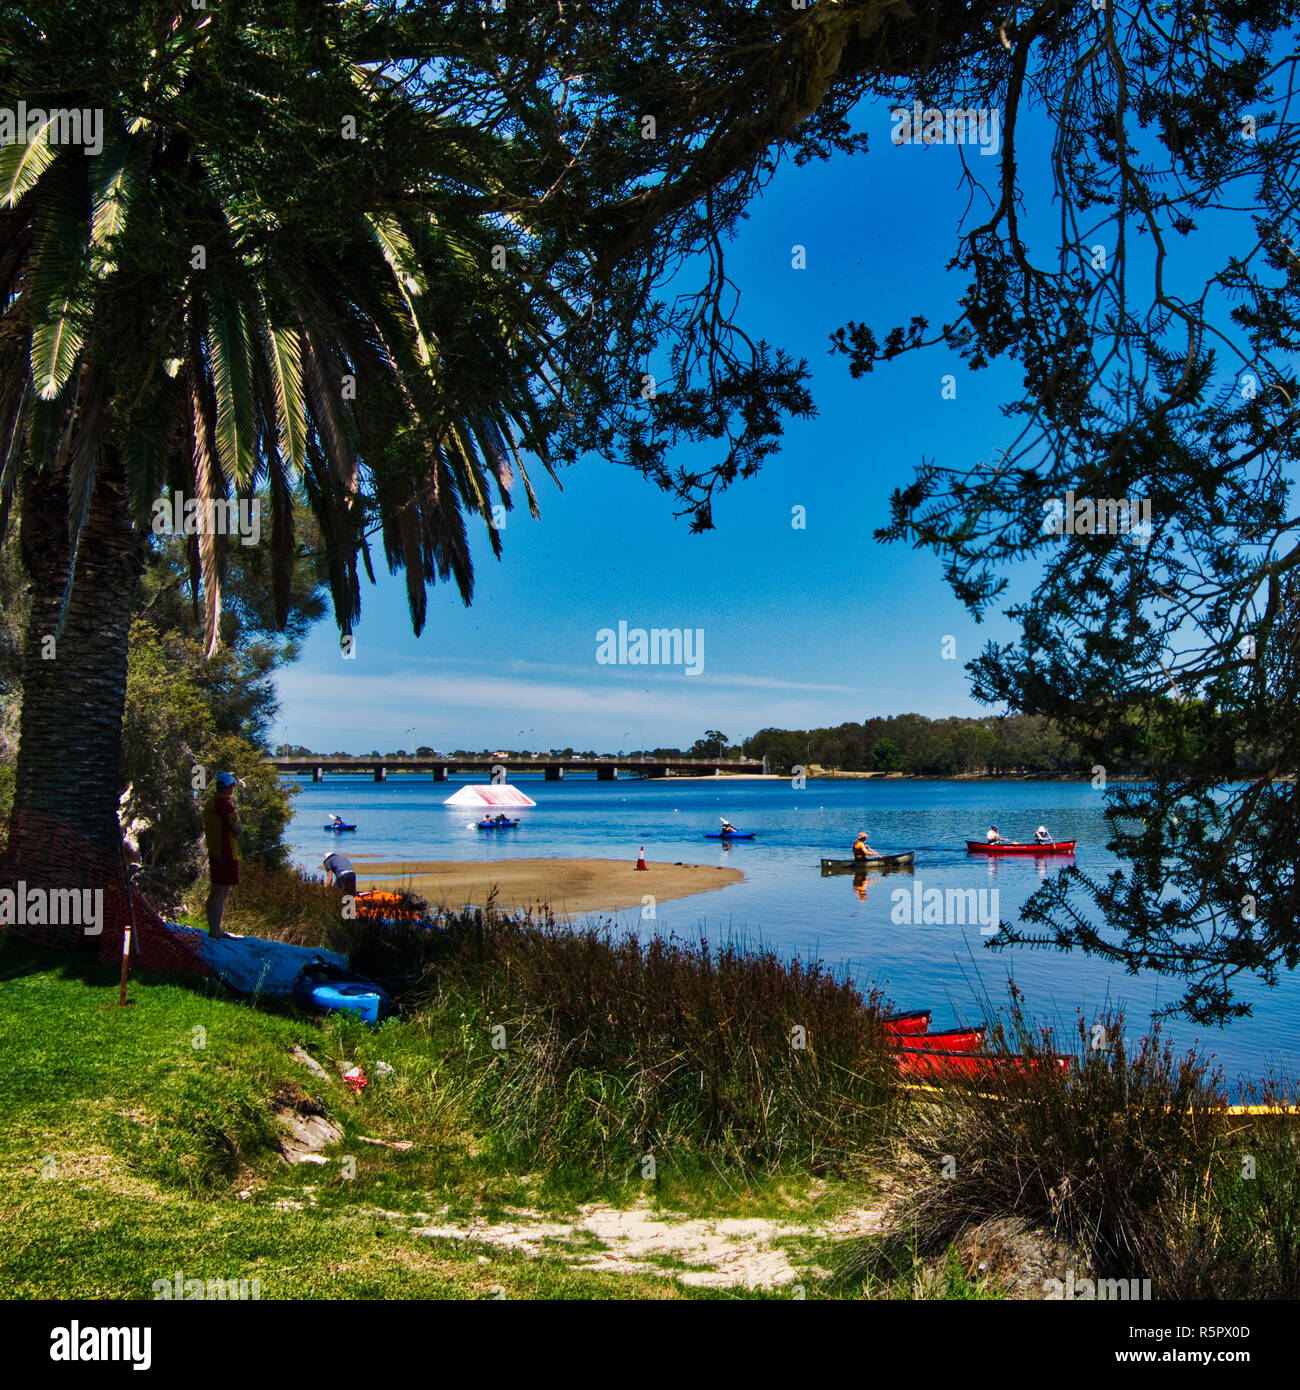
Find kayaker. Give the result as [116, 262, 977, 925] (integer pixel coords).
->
[203, 772, 241, 939]
[494, 813, 510, 825]
[986, 824, 1002, 844]
[329, 813, 344, 828]
[720, 819, 737, 835]
[322, 850, 357, 896]
[1035, 825, 1051, 844]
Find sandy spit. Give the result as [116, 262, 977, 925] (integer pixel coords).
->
[350, 856, 743, 917]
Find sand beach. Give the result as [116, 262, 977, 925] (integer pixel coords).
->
[350, 855, 743, 917]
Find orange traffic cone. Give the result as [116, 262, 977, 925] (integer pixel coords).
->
[635, 846, 648, 870]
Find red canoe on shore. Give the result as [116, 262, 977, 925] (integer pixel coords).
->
[966, 840, 1076, 855]
[898, 1027, 985, 1052]
[879, 1005, 1069, 1079]
[893, 1047, 1073, 1080]
[881, 1009, 931, 1036]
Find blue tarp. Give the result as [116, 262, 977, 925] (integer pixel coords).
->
[171, 924, 349, 999]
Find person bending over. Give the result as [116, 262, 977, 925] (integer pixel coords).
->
[322, 850, 357, 897]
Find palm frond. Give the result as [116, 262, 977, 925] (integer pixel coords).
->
[301, 325, 359, 492]
[0, 120, 57, 208]
[88, 123, 141, 279]
[65, 362, 106, 548]
[28, 180, 91, 401]
[366, 212, 438, 366]
[205, 279, 257, 487]
[268, 452, 295, 629]
[189, 374, 223, 659]
[256, 294, 307, 476]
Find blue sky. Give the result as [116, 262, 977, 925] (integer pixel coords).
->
[275, 99, 1039, 754]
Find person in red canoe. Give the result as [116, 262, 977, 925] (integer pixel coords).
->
[1035, 824, 1051, 844]
[986, 824, 1002, 844]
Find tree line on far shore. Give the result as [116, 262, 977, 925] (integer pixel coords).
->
[276, 702, 1279, 779]
[747, 714, 1079, 777]
[746, 702, 1286, 781]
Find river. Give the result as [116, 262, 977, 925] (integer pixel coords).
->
[285, 774, 1300, 1087]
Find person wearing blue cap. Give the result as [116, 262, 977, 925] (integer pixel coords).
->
[986, 824, 1002, 844]
[203, 772, 242, 937]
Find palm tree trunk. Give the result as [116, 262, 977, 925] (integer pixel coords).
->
[0, 443, 145, 940]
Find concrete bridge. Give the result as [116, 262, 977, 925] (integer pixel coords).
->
[267, 754, 768, 783]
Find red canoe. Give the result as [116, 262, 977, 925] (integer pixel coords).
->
[881, 1009, 931, 1036]
[895, 1027, 985, 1052]
[966, 840, 1076, 855]
[893, 1048, 1073, 1080]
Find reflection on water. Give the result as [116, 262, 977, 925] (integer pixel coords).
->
[974, 851, 1076, 886]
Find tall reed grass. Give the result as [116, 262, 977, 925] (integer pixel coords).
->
[838, 999, 1300, 1297]
[342, 906, 904, 1178]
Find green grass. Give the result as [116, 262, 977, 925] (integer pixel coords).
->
[825, 1233, 1009, 1300]
[0, 940, 874, 1299]
[13, 899, 1290, 1301]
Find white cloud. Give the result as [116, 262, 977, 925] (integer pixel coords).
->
[273, 665, 852, 749]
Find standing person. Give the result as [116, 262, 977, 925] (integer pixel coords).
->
[322, 850, 357, 896]
[203, 772, 242, 938]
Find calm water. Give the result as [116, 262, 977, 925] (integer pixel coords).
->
[286, 774, 1299, 1086]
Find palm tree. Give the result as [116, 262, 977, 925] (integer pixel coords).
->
[1, 1, 943, 915]
[0, 12, 561, 892]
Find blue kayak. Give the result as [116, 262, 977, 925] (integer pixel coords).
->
[477, 819, 519, 829]
[705, 831, 755, 839]
[293, 972, 388, 1025]
[324, 823, 357, 832]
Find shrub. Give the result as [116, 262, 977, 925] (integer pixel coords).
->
[1140, 1073, 1300, 1298]
[210, 860, 341, 943]
[837, 998, 1298, 1294]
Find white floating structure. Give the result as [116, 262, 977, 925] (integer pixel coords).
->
[443, 783, 536, 809]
